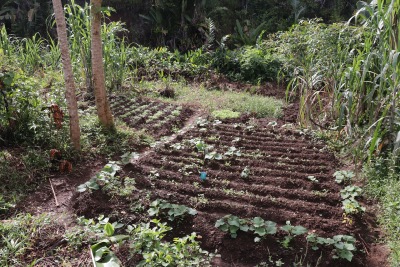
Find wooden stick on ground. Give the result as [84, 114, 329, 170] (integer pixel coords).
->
[49, 178, 59, 207]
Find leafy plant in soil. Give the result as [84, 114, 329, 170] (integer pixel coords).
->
[280, 221, 308, 249]
[307, 175, 319, 183]
[306, 233, 357, 262]
[148, 199, 197, 221]
[340, 185, 366, 215]
[250, 217, 277, 242]
[77, 161, 121, 192]
[215, 215, 250, 238]
[120, 151, 140, 165]
[90, 221, 129, 267]
[128, 219, 214, 267]
[334, 170, 355, 184]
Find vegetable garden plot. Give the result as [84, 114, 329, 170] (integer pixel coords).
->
[125, 121, 375, 266]
[109, 96, 194, 137]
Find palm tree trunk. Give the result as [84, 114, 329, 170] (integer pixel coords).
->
[91, 0, 114, 130]
[52, 0, 81, 151]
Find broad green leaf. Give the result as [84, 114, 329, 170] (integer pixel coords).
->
[252, 217, 264, 227]
[280, 225, 292, 233]
[219, 224, 229, 232]
[215, 219, 226, 228]
[292, 225, 307, 236]
[227, 216, 240, 227]
[265, 221, 277, 235]
[104, 223, 115, 237]
[148, 207, 159, 216]
[240, 224, 249, 232]
[338, 250, 353, 261]
[254, 227, 266, 236]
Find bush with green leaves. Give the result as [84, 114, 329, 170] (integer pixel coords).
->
[211, 45, 283, 83]
[89, 218, 129, 267]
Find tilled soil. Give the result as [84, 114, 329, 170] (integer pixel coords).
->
[110, 95, 194, 138]
[121, 120, 382, 266]
[11, 93, 387, 266]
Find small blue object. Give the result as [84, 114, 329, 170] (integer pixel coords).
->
[200, 171, 207, 181]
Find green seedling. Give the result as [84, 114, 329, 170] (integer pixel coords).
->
[120, 152, 140, 165]
[205, 151, 224, 161]
[342, 199, 366, 214]
[196, 118, 209, 128]
[340, 185, 365, 215]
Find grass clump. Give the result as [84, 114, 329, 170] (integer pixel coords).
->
[0, 213, 52, 266]
[212, 109, 241, 120]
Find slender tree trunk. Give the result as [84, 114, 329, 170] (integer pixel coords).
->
[91, 0, 114, 130]
[52, 0, 81, 151]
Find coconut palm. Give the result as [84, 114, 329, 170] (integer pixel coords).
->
[52, 0, 81, 150]
[91, 0, 114, 130]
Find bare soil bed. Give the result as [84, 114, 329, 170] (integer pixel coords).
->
[93, 119, 381, 266]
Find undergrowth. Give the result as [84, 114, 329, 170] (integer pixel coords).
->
[364, 155, 400, 266]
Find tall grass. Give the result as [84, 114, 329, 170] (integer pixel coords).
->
[101, 21, 131, 91]
[286, 1, 399, 160]
[339, 0, 400, 159]
[0, 25, 15, 58]
[63, 0, 92, 91]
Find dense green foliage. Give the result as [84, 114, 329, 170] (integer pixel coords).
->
[0, 0, 359, 49]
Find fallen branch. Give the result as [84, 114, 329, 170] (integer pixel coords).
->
[49, 178, 59, 207]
